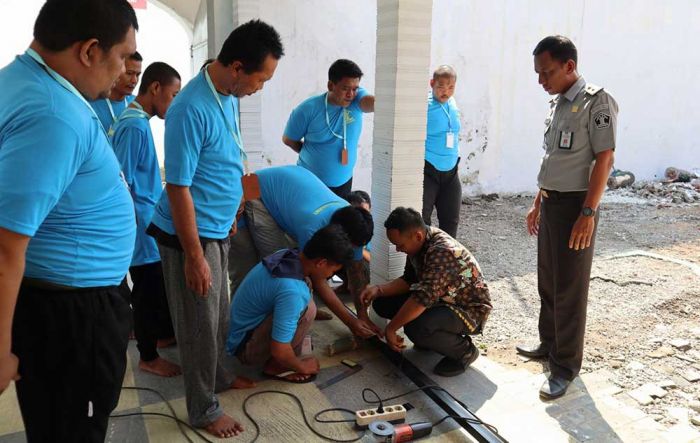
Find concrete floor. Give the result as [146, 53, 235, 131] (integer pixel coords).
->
[2, 305, 698, 442]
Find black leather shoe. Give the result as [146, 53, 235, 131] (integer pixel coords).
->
[515, 343, 550, 359]
[433, 344, 479, 377]
[539, 375, 570, 400]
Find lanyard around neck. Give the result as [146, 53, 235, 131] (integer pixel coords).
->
[204, 66, 248, 173]
[324, 93, 347, 149]
[106, 97, 128, 122]
[26, 48, 107, 139]
[439, 100, 452, 131]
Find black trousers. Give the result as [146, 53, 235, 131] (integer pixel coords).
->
[372, 294, 472, 360]
[130, 261, 174, 362]
[422, 160, 461, 238]
[538, 191, 598, 380]
[329, 177, 353, 200]
[11, 281, 130, 443]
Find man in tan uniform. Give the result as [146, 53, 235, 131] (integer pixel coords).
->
[516, 35, 618, 400]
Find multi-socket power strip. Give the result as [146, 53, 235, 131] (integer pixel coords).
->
[355, 404, 407, 426]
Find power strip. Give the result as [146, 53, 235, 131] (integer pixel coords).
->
[355, 404, 407, 426]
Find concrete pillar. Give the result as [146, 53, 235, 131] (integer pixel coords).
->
[206, 0, 233, 59]
[371, 0, 433, 283]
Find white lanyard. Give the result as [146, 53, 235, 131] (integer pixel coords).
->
[203, 66, 248, 173]
[106, 97, 128, 123]
[324, 93, 347, 150]
[25, 48, 107, 139]
[439, 102, 452, 131]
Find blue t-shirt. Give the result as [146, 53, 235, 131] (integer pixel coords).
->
[226, 261, 310, 354]
[0, 53, 136, 287]
[151, 70, 244, 239]
[89, 95, 135, 134]
[256, 166, 363, 260]
[285, 88, 368, 187]
[425, 94, 461, 171]
[111, 106, 162, 266]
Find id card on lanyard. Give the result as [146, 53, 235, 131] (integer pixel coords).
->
[325, 93, 348, 165]
[440, 102, 455, 149]
[203, 66, 260, 200]
[106, 97, 128, 137]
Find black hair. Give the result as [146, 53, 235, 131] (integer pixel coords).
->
[138, 62, 180, 95]
[303, 225, 354, 267]
[329, 206, 373, 247]
[432, 65, 457, 81]
[34, 0, 138, 52]
[217, 20, 284, 73]
[346, 190, 371, 208]
[328, 59, 363, 83]
[533, 35, 578, 65]
[130, 51, 143, 62]
[384, 207, 426, 233]
[200, 58, 216, 72]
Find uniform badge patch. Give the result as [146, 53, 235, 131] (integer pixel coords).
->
[594, 111, 610, 129]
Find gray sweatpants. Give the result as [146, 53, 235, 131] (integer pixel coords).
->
[158, 241, 234, 428]
[228, 199, 296, 297]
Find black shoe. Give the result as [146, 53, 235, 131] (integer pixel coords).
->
[515, 343, 550, 359]
[539, 375, 570, 400]
[433, 345, 480, 377]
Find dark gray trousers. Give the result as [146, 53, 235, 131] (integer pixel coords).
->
[422, 161, 462, 238]
[372, 294, 472, 360]
[538, 191, 599, 380]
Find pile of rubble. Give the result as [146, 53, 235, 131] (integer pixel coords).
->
[607, 167, 700, 205]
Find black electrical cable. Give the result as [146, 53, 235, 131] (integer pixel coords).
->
[110, 386, 213, 443]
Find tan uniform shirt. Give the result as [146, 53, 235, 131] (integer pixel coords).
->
[537, 76, 619, 191]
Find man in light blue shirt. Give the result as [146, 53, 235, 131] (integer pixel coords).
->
[111, 61, 181, 379]
[0, 1, 138, 441]
[229, 165, 380, 339]
[283, 59, 375, 198]
[228, 225, 353, 383]
[90, 51, 142, 134]
[147, 20, 284, 439]
[422, 65, 463, 238]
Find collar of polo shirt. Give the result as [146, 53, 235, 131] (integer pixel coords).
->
[563, 76, 586, 102]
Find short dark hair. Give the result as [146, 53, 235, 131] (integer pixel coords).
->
[330, 206, 373, 247]
[138, 62, 180, 95]
[432, 65, 457, 81]
[130, 51, 143, 62]
[533, 35, 578, 65]
[217, 20, 284, 73]
[346, 190, 371, 208]
[34, 0, 138, 52]
[303, 225, 354, 267]
[200, 58, 216, 72]
[328, 59, 363, 83]
[384, 207, 426, 233]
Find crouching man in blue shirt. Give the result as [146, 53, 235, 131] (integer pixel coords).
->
[227, 225, 354, 383]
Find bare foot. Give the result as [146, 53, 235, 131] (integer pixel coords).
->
[315, 309, 333, 321]
[230, 376, 256, 389]
[203, 414, 244, 439]
[138, 357, 182, 377]
[157, 337, 176, 348]
[263, 360, 313, 383]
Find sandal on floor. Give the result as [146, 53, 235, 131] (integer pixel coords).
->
[264, 370, 317, 384]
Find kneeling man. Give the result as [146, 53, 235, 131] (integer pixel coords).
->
[361, 207, 492, 377]
[227, 225, 354, 382]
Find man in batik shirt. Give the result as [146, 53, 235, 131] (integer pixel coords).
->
[361, 207, 491, 377]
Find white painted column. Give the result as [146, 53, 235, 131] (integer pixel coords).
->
[371, 0, 433, 284]
[206, 0, 233, 59]
[233, 0, 266, 171]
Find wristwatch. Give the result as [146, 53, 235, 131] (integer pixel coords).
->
[581, 207, 596, 217]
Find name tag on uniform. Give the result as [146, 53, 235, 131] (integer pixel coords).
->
[559, 131, 573, 149]
[446, 133, 455, 149]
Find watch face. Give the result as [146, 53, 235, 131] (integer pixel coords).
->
[582, 207, 594, 216]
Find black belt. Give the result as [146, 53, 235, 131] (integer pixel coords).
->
[541, 189, 587, 199]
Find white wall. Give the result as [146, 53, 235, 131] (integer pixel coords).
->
[247, 0, 699, 194]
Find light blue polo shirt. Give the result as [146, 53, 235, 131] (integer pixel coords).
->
[89, 95, 135, 134]
[151, 70, 244, 239]
[227, 259, 310, 354]
[111, 106, 162, 266]
[285, 87, 368, 187]
[425, 94, 461, 171]
[0, 52, 136, 287]
[256, 165, 363, 260]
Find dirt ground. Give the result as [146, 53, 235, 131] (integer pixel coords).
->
[452, 193, 700, 427]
